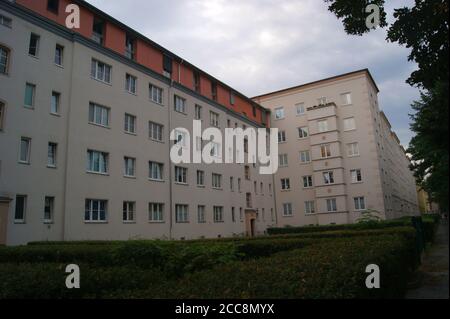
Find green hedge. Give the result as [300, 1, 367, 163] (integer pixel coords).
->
[106, 233, 418, 299]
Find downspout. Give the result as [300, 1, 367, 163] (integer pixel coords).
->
[168, 79, 174, 240]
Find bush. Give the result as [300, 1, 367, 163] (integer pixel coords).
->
[159, 234, 418, 299]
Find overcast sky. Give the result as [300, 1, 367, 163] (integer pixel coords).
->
[86, 0, 420, 147]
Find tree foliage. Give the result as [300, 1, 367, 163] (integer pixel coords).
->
[324, 0, 449, 211]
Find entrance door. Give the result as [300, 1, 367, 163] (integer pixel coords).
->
[245, 209, 257, 237]
[0, 199, 10, 245]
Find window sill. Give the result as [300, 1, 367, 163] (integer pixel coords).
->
[88, 122, 111, 129]
[197, 185, 205, 188]
[18, 161, 30, 165]
[50, 112, 61, 117]
[175, 182, 188, 186]
[28, 54, 39, 60]
[124, 175, 136, 179]
[149, 178, 164, 183]
[124, 131, 137, 136]
[23, 105, 34, 110]
[149, 221, 165, 224]
[14, 221, 26, 224]
[47, 165, 57, 169]
[126, 90, 137, 96]
[123, 221, 136, 224]
[149, 99, 164, 107]
[212, 187, 223, 191]
[54, 63, 64, 69]
[149, 138, 165, 144]
[84, 221, 108, 224]
[44, 221, 54, 225]
[91, 77, 112, 86]
[87, 171, 109, 176]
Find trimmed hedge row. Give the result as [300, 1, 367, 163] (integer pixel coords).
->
[0, 231, 418, 299]
[107, 233, 419, 299]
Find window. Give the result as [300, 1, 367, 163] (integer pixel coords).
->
[296, 103, 305, 115]
[211, 82, 217, 101]
[0, 102, 4, 131]
[87, 150, 108, 174]
[163, 54, 172, 78]
[124, 157, 136, 177]
[197, 170, 205, 186]
[44, 196, 54, 223]
[347, 142, 360, 157]
[123, 201, 135, 222]
[19, 137, 31, 164]
[47, 0, 59, 13]
[193, 71, 201, 93]
[318, 97, 327, 105]
[85, 199, 107, 222]
[174, 130, 188, 147]
[351, 169, 362, 183]
[89, 102, 109, 127]
[149, 121, 164, 142]
[278, 131, 286, 143]
[125, 34, 135, 60]
[122, 113, 137, 134]
[305, 201, 315, 215]
[28, 33, 40, 57]
[300, 150, 311, 163]
[246, 193, 252, 208]
[125, 74, 137, 94]
[47, 142, 57, 167]
[210, 142, 221, 158]
[230, 91, 235, 105]
[244, 166, 250, 180]
[212, 173, 222, 189]
[343, 117, 356, 131]
[282, 203, 293, 216]
[210, 111, 219, 127]
[354, 197, 366, 211]
[260, 182, 264, 194]
[303, 175, 313, 188]
[24, 83, 36, 108]
[0, 14, 12, 28]
[0, 46, 9, 74]
[298, 126, 309, 138]
[230, 177, 234, 191]
[240, 207, 243, 221]
[281, 178, 291, 190]
[232, 207, 236, 222]
[174, 95, 186, 113]
[175, 166, 187, 184]
[149, 203, 164, 222]
[198, 205, 206, 223]
[176, 204, 189, 223]
[149, 161, 163, 181]
[279, 154, 288, 167]
[323, 171, 334, 184]
[149, 84, 163, 104]
[320, 144, 332, 158]
[194, 104, 202, 120]
[326, 198, 337, 212]
[15, 195, 27, 223]
[51, 91, 60, 114]
[275, 107, 284, 120]
[238, 178, 242, 192]
[92, 18, 104, 44]
[91, 59, 111, 83]
[341, 92, 352, 105]
[318, 120, 328, 132]
[213, 206, 223, 223]
[54, 44, 63, 66]
[269, 183, 272, 195]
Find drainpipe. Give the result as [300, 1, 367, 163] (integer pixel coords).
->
[168, 80, 174, 240]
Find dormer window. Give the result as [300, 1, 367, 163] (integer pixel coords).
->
[211, 82, 217, 101]
[163, 54, 172, 78]
[47, 0, 59, 14]
[125, 34, 135, 60]
[193, 71, 201, 93]
[92, 18, 104, 45]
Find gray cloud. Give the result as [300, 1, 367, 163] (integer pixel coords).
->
[86, 0, 420, 147]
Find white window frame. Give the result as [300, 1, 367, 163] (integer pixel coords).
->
[195, 104, 202, 120]
[318, 120, 328, 133]
[149, 84, 163, 104]
[212, 173, 222, 189]
[282, 203, 293, 217]
[278, 131, 286, 143]
[326, 198, 337, 212]
[149, 161, 164, 181]
[175, 166, 188, 184]
[0, 14, 12, 28]
[51, 91, 60, 115]
[275, 107, 285, 120]
[19, 137, 31, 164]
[24, 83, 36, 108]
[0, 102, 5, 131]
[350, 169, 362, 183]
[124, 113, 136, 134]
[279, 154, 288, 167]
[300, 150, 311, 163]
[87, 150, 108, 174]
[323, 171, 334, 185]
[149, 203, 164, 222]
[305, 201, 315, 215]
[0, 45, 9, 75]
[89, 102, 110, 127]
[44, 196, 54, 223]
[91, 59, 111, 84]
[210, 111, 219, 127]
[47, 142, 57, 168]
[320, 144, 332, 158]
[175, 204, 189, 223]
[149, 121, 164, 142]
[125, 73, 137, 94]
[28, 33, 40, 57]
[124, 157, 136, 177]
[54, 44, 64, 66]
[281, 178, 291, 191]
[298, 126, 309, 139]
[343, 117, 356, 131]
[123, 201, 135, 222]
[196, 170, 205, 187]
[303, 175, 313, 188]
[347, 142, 360, 157]
[296, 103, 305, 116]
[14, 195, 27, 223]
[174, 95, 186, 114]
[213, 206, 224, 223]
[198, 205, 206, 223]
[85, 199, 108, 222]
[341, 92, 352, 106]
[354, 197, 366, 211]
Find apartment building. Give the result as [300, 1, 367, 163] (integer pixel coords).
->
[253, 70, 419, 226]
[0, 1, 418, 246]
[0, 0, 275, 245]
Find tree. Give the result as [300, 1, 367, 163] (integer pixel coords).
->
[324, 0, 449, 211]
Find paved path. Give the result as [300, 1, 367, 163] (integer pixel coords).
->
[406, 221, 449, 299]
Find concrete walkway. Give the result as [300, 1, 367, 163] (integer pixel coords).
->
[406, 221, 449, 299]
